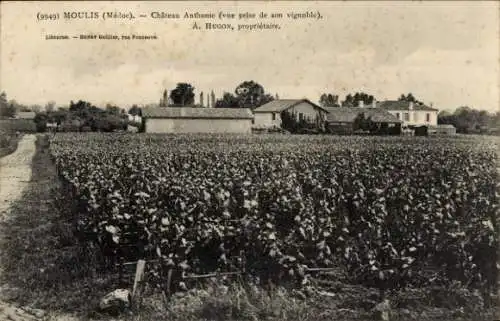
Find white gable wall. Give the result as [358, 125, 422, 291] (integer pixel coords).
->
[254, 102, 327, 128]
[288, 101, 327, 123]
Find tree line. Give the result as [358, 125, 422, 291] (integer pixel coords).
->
[0, 92, 44, 118]
[33, 100, 130, 132]
[438, 107, 500, 134]
[159, 81, 276, 109]
[2, 85, 499, 134]
[318, 92, 423, 108]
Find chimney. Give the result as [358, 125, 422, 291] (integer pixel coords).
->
[358, 100, 364, 108]
[409, 101, 414, 110]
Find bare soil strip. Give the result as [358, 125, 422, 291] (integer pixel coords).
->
[0, 135, 36, 217]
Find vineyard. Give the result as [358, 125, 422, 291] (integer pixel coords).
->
[49, 133, 499, 298]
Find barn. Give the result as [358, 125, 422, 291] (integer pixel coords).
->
[15, 112, 36, 120]
[141, 107, 254, 134]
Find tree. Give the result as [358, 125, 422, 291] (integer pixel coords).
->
[170, 83, 195, 106]
[34, 112, 48, 132]
[70, 100, 93, 120]
[91, 114, 126, 132]
[12, 101, 31, 112]
[215, 92, 239, 108]
[105, 103, 121, 115]
[160, 90, 169, 107]
[215, 81, 274, 109]
[319, 93, 340, 107]
[341, 92, 375, 107]
[438, 106, 498, 134]
[45, 101, 56, 113]
[210, 90, 216, 108]
[234, 80, 274, 109]
[342, 94, 354, 107]
[0, 92, 6, 106]
[50, 109, 69, 125]
[0, 91, 15, 118]
[353, 112, 374, 131]
[30, 105, 42, 113]
[129, 104, 142, 116]
[398, 93, 424, 105]
[4, 103, 17, 118]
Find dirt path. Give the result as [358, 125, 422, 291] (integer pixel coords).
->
[0, 135, 36, 217]
[0, 135, 79, 321]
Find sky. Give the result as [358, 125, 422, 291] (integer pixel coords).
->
[1, 1, 499, 112]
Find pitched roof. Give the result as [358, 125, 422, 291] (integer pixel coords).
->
[364, 108, 403, 123]
[377, 100, 438, 111]
[142, 107, 254, 119]
[325, 107, 360, 123]
[325, 107, 402, 124]
[16, 111, 36, 119]
[253, 99, 328, 113]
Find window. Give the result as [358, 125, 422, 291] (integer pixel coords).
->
[404, 113, 410, 121]
[252, 119, 255, 124]
[299, 113, 304, 122]
[272, 113, 276, 121]
[396, 112, 400, 120]
[426, 113, 430, 122]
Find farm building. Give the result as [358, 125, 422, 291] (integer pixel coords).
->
[325, 107, 402, 135]
[377, 100, 438, 127]
[427, 124, 457, 135]
[252, 99, 328, 131]
[141, 107, 254, 134]
[14, 111, 36, 120]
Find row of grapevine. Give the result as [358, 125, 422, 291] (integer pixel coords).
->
[49, 133, 499, 293]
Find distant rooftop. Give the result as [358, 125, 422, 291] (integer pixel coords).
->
[15, 112, 36, 119]
[325, 107, 402, 124]
[142, 107, 254, 119]
[254, 99, 328, 113]
[377, 100, 438, 111]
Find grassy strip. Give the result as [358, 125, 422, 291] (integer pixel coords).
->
[0, 135, 116, 318]
[122, 279, 494, 321]
[0, 134, 495, 321]
[0, 132, 21, 158]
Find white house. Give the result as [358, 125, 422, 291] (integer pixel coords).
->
[377, 100, 438, 127]
[253, 99, 329, 128]
[141, 107, 254, 134]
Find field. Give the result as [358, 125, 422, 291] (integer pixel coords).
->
[47, 132, 499, 309]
